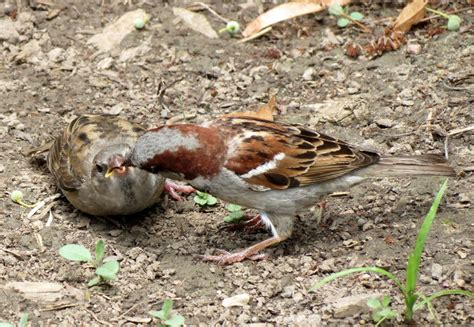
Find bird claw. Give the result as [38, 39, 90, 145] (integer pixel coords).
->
[164, 181, 195, 201]
[200, 249, 267, 265]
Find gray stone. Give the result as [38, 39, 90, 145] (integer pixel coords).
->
[0, 18, 20, 44]
[332, 293, 383, 318]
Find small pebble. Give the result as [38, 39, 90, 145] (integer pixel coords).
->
[302, 67, 315, 81]
[406, 43, 421, 55]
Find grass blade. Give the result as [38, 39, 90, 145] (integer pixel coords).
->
[309, 267, 404, 292]
[404, 180, 448, 321]
[414, 289, 474, 311]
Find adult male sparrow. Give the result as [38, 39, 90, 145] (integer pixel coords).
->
[47, 114, 193, 216]
[124, 116, 455, 264]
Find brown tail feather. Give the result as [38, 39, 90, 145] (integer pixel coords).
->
[357, 154, 455, 177]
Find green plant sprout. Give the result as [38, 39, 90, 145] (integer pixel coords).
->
[367, 295, 397, 326]
[223, 203, 245, 223]
[149, 299, 185, 327]
[0, 313, 28, 327]
[59, 240, 119, 287]
[194, 190, 217, 206]
[426, 7, 462, 31]
[10, 190, 36, 208]
[134, 12, 150, 30]
[311, 180, 474, 323]
[328, 4, 367, 31]
[219, 20, 240, 34]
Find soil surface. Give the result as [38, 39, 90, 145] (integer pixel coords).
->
[0, 1, 473, 326]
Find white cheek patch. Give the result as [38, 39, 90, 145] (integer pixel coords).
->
[241, 152, 285, 179]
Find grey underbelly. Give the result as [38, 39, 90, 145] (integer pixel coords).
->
[190, 169, 366, 215]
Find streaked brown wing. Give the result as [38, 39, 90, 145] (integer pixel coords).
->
[222, 117, 379, 190]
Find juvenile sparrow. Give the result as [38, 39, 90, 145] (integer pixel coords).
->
[125, 116, 455, 264]
[47, 114, 193, 216]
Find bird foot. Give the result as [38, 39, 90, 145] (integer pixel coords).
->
[164, 181, 195, 201]
[200, 249, 267, 265]
[225, 214, 265, 233]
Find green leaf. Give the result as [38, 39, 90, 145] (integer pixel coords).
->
[149, 310, 167, 320]
[382, 295, 391, 307]
[95, 240, 105, 265]
[164, 314, 185, 327]
[59, 244, 92, 262]
[206, 195, 217, 206]
[226, 21, 240, 34]
[87, 276, 101, 287]
[447, 15, 461, 31]
[195, 190, 205, 197]
[18, 313, 28, 327]
[372, 310, 383, 322]
[194, 195, 207, 206]
[310, 266, 404, 293]
[328, 4, 344, 16]
[226, 204, 242, 212]
[162, 299, 173, 319]
[96, 260, 119, 280]
[224, 211, 245, 223]
[337, 18, 350, 27]
[349, 12, 364, 20]
[379, 307, 397, 319]
[405, 181, 447, 304]
[367, 298, 382, 309]
[10, 190, 24, 203]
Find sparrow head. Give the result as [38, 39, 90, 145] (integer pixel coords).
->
[92, 143, 131, 181]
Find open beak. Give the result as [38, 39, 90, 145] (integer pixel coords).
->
[105, 154, 127, 178]
[105, 168, 115, 178]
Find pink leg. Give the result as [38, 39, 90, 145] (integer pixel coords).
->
[201, 236, 283, 265]
[164, 181, 195, 201]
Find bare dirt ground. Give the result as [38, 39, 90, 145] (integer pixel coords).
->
[0, 1, 473, 326]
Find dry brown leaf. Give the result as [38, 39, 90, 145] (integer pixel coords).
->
[87, 9, 147, 55]
[223, 95, 277, 121]
[242, 0, 351, 37]
[5, 281, 64, 302]
[173, 7, 218, 39]
[392, 0, 428, 33]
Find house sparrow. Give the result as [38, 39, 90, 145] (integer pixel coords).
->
[124, 116, 455, 264]
[47, 114, 194, 216]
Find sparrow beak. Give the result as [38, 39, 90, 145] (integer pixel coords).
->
[105, 154, 127, 178]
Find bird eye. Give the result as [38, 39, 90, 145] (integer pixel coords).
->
[95, 164, 104, 173]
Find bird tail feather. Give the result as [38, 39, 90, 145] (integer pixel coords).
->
[356, 154, 455, 177]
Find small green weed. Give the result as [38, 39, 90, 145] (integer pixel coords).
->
[328, 4, 365, 29]
[311, 180, 474, 323]
[0, 313, 28, 327]
[427, 7, 462, 31]
[219, 21, 240, 35]
[223, 204, 245, 223]
[10, 190, 36, 208]
[194, 190, 217, 206]
[149, 299, 185, 327]
[367, 295, 397, 326]
[59, 240, 119, 287]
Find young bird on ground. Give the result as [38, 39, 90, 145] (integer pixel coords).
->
[47, 114, 194, 216]
[125, 116, 455, 264]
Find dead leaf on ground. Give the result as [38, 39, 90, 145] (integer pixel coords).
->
[242, 0, 351, 38]
[173, 7, 218, 39]
[223, 95, 278, 121]
[392, 0, 428, 33]
[5, 281, 64, 302]
[87, 9, 147, 55]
